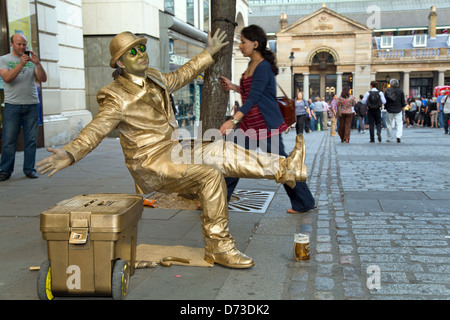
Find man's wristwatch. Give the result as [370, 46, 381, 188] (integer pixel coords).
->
[231, 117, 239, 125]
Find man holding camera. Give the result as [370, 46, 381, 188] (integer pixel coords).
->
[0, 33, 47, 181]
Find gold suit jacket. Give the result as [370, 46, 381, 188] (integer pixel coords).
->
[62, 50, 214, 193]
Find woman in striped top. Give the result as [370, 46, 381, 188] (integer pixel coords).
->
[219, 25, 316, 214]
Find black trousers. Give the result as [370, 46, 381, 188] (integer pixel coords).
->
[295, 114, 307, 134]
[367, 109, 382, 141]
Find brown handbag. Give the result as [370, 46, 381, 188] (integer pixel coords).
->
[277, 84, 296, 127]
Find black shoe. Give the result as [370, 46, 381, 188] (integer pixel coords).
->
[370, 140, 375, 143]
[26, 172, 38, 179]
[0, 173, 10, 181]
[397, 138, 401, 143]
[377, 132, 382, 142]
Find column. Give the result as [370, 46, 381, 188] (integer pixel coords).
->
[352, 72, 355, 93]
[403, 71, 410, 98]
[303, 73, 310, 100]
[438, 70, 445, 86]
[336, 72, 343, 97]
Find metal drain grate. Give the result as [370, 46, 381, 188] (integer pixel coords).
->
[228, 189, 275, 213]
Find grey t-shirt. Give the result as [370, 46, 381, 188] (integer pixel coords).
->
[0, 53, 39, 104]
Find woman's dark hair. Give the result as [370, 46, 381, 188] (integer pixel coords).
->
[341, 86, 351, 99]
[241, 25, 278, 76]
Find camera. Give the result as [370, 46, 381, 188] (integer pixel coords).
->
[24, 51, 31, 57]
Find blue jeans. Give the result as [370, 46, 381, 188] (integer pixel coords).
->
[356, 115, 365, 132]
[310, 116, 316, 132]
[315, 111, 323, 130]
[438, 111, 444, 128]
[0, 103, 39, 176]
[225, 134, 316, 212]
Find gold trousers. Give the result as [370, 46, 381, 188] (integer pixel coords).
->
[159, 139, 297, 254]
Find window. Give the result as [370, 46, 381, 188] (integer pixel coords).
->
[413, 34, 427, 47]
[165, 0, 174, 15]
[309, 74, 320, 99]
[410, 78, 433, 98]
[380, 36, 393, 49]
[204, 0, 210, 32]
[187, 0, 194, 25]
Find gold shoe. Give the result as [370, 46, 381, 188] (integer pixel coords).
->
[204, 248, 255, 269]
[285, 134, 307, 187]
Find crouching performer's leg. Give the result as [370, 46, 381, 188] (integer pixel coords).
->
[200, 134, 307, 188]
[171, 134, 307, 268]
[160, 163, 254, 269]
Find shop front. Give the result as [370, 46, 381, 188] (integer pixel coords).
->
[159, 12, 209, 128]
[169, 35, 204, 127]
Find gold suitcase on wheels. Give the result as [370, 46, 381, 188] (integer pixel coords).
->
[37, 193, 143, 300]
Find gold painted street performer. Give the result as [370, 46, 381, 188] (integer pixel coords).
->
[36, 30, 307, 269]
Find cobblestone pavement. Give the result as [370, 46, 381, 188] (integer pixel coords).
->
[284, 126, 450, 300]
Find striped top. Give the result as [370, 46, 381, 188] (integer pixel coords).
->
[238, 74, 288, 140]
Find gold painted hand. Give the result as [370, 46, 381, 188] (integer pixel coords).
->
[206, 28, 229, 56]
[36, 148, 74, 177]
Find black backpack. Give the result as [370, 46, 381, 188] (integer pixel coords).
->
[367, 91, 382, 110]
[385, 88, 397, 102]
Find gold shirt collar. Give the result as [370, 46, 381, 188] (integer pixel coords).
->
[122, 72, 146, 88]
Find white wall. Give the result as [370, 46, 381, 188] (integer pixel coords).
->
[38, 0, 91, 146]
[82, 0, 163, 38]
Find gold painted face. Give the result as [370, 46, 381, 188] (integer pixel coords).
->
[118, 44, 149, 77]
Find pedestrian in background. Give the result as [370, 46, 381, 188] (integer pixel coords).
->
[294, 92, 309, 134]
[437, 93, 445, 128]
[354, 94, 367, 133]
[384, 78, 405, 143]
[441, 93, 450, 134]
[322, 97, 329, 130]
[329, 94, 338, 136]
[406, 98, 417, 128]
[427, 97, 438, 128]
[0, 33, 47, 181]
[337, 86, 355, 143]
[314, 96, 324, 131]
[416, 98, 426, 127]
[308, 98, 316, 132]
[362, 81, 386, 143]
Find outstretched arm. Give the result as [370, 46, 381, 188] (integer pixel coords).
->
[36, 148, 74, 177]
[163, 29, 229, 94]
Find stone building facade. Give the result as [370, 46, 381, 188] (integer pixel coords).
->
[275, 5, 450, 100]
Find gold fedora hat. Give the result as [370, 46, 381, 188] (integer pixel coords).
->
[109, 31, 147, 68]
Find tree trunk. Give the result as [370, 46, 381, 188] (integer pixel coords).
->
[200, 0, 236, 135]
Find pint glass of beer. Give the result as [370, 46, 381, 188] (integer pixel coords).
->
[293, 233, 310, 261]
